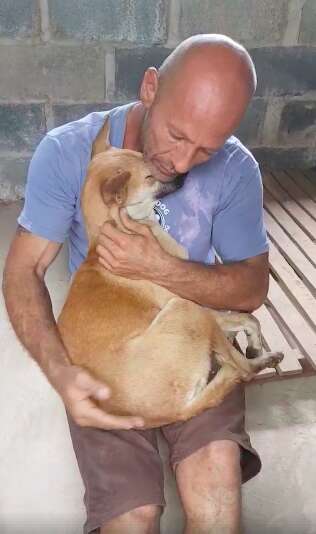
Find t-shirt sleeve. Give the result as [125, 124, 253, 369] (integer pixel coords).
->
[18, 134, 76, 243]
[212, 159, 269, 263]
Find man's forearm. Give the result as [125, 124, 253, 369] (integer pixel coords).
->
[2, 268, 71, 385]
[152, 253, 268, 312]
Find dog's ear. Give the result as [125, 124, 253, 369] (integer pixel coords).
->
[91, 117, 111, 158]
[100, 170, 131, 205]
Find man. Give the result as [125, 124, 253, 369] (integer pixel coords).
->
[3, 34, 269, 533]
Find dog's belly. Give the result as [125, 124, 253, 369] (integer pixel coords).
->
[58, 262, 217, 428]
[94, 332, 212, 427]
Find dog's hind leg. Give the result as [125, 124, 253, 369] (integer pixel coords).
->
[180, 333, 283, 421]
[142, 296, 210, 338]
[211, 320, 283, 376]
[212, 311, 264, 359]
[180, 363, 243, 420]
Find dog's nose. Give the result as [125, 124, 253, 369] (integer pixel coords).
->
[174, 174, 187, 189]
[154, 174, 187, 199]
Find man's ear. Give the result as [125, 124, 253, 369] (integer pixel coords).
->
[100, 170, 131, 205]
[91, 117, 111, 158]
[139, 67, 159, 109]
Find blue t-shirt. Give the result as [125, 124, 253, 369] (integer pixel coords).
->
[18, 102, 269, 274]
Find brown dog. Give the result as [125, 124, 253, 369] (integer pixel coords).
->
[57, 119, 283, 429]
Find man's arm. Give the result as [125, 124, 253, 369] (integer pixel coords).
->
[2, 226, 144, 430]
[147, 251, 269, 313]
[95, 213, 269, 313]
[95, 159, 269, 313]
[2, 226, 70, 381]
[2, 133, 141, 429]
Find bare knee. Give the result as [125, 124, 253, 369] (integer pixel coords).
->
[202, 440, 241, 476]
[179, 440, 241, 483]
[100, 504, 161, 534]
[131, 504, 162, 524]
[176, 440, 241, 531]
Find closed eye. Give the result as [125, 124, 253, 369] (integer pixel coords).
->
[145, 175, 154, 180]
[170, 131, 184, 141]
[171, 129, 214, 155]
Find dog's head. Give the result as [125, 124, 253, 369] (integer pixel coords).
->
[82, 118, 183, 243]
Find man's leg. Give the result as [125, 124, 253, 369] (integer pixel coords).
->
[65, 410, 166, 534]
[176, 440, 241, 534]
[100, 504, 162, 534]
[161, 384, 261, 534]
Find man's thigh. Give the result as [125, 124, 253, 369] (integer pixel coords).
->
[66, 410, 166, 534]
[176, 439, 242, 523]
[161, 383, 261, 484]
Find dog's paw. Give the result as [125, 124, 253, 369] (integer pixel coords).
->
[264, 351, 284, 368]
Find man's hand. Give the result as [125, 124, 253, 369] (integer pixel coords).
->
[51, 364, 145, 430]
[96, 210, 169, 280]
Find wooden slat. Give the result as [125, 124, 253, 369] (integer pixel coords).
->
[254, 305, 302, 376]
[263, 171, 316, 240]
[249, 169, 316, 381]
[286, 169, 316, 202]
[267, 275, 316, 369]
[268, 241, 316, 329]
[264, 189, 316, 267]
[264, 211, 316, 293]
[254, 367, 277, 380]
[271, 170, 316, 220]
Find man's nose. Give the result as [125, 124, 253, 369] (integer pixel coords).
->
[173, 145, 197, 175]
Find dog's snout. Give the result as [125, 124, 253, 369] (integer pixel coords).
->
[154, 174, 187, 199]
[173, 174, 187, 189]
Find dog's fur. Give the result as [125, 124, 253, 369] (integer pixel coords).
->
[57, 119, 283, 429]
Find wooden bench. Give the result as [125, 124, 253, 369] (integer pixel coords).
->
[238, 169, 316, 383]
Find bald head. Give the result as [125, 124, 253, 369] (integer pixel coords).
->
[137, 34, 257, 180]
[158, 34, 257, 99]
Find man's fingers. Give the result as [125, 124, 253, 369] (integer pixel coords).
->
[96, 240, 121, 259]
[100, 221, 126, 245]
[75, 370, 111, 399]
[91, 408, 145, 430]
[98, 257, 115, 272]
[80, 402, 145, 430]
[96, 244, 117, 268]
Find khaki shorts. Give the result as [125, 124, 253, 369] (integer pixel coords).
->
[66, 382, 261, 533]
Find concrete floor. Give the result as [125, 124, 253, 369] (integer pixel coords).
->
[1, 202, 316, 534]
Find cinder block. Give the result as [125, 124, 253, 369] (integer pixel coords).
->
[49, 0, 167, 45]
[52, 103, 120, 128]
[252, 147, 316, 169]
[116, 47, 170, 99]
[0, 157, 30, 201]
[235, 98, 267, 146]
[116, 46, 316, 101]
[279, 101, 316, 146]
[179, 0, 289, 47]
[0, 45, 105, 100]
[299, 0, 316, 45]
[0, 0, 38, 39]
[0, 104, 46, 152]
[251, 47, 316, 96]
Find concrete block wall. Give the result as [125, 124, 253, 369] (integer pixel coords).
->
[0, 0, 315, 201]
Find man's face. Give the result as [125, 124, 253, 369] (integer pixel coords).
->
[139, 68, 248, 183]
